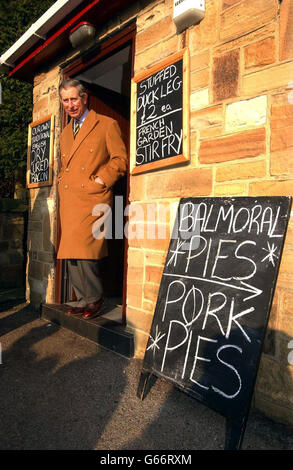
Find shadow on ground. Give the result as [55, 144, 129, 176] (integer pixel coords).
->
[0, 301, 292, 450]
[0, 301, 128, 450]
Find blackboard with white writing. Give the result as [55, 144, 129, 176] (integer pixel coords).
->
[138, 196, 291, 447]
[27, 114, 54, 188]
[131, 49, 189, 174]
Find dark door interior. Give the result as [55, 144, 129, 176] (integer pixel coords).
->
[73, 42, 132, 304]
[56, 27, 135, 326]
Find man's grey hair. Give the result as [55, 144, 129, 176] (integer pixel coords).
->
[59, 79, 86, 98]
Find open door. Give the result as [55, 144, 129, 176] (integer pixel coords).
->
[86, 82, 130, 302]
[56, 25, 135, 326]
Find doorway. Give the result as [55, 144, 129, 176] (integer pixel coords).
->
[57, 25, 135, 325]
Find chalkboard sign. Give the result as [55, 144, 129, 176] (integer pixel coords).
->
[138, 196, 291, 449]
[130, 49, 189, 174]
[27, 114, 54, 188]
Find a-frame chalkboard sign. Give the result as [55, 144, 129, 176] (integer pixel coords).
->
[138, 196, 292, 450]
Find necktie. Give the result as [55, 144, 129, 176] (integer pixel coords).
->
[73, 119, 80, 138]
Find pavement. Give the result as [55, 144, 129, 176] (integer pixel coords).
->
[0, 297, 293, 453]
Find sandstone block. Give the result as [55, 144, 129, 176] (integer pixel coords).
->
[244, 37, 275, 69]
[37, 252, 54, 263]
[216, 160, 266, 182]
[145, 250, 166, 267]
[129, 174, 147, 202]
[189, 0, 219, 52]
[144, 282, 160, 303]
[127, 265, 144, 284]
[213, 50, 240, 102]
[190, 88, 210, 112]
[243, 62, 293, 96]
[29, 260, 44, 281]
[33, 96, 49, 116]
[255, 357, 293, 425]
[128, 227, 170, 252]
[134, 36, 178, 74]
[279, 289, 293, 338]
[278, 248, 293, 280]
[131, 328, 149, 359]
[127, 248, 144, 267]
[137, 1, 171, 33]
[222, 0, 242, 9]
[143, 300, 155, 314]
[280, 0, 293, 61]
[126, 306, 153, 334]
[27, 232, 43, 252]
[271, 127, 293, 154]
[190, 50, 210, 73]
[191, 105, 223, 134]
[190, 68, 209, 92]
[270, 93, 293, 176]
[43, 213, 54, 252]
[215, 23, 276, 56]
[283, 222, 293, 246]
[199, 128, 266, 164]
[127, 202, 152, 224]
[136, 16, 175, 53]
[145, 265, 163, 284]
[28, 221, 42, 232]
[214, 182, 247, 196]
[220, 0, 278, 42]
[127, 282, 143, 309]
[147, 168, 213, 198]
[270, 97, 293, 172]
[249, 179, 293, 196]
[225, 96, 267, 131]
[3, 222, 24, 240]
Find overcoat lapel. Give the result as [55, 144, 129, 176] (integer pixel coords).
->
[66, 110, 100, 167]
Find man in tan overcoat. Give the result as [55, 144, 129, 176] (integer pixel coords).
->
[57, 78, 127, 318]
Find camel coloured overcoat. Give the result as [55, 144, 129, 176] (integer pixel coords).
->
[57, 109, 127, 259]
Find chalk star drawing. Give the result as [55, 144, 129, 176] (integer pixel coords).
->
[261, 242, 278, 267]
[147, 325, 166, 357]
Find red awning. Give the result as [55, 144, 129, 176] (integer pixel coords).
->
[6, 0, 137, 82]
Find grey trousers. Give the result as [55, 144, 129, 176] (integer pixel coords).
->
[66, 259, 103, 307]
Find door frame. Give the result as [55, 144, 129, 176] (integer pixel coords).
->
[55, 21, 136, 326]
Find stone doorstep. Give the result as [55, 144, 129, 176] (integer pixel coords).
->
[41, 301, 135, 359]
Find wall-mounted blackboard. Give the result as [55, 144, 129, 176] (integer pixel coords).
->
[27, 114, 54, 188]
[130, 49, 189, 174]
[138, 196, 291, 449]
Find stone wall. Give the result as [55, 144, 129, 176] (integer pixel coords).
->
[27, 66, 61, 306]
[0, 199, 27, 290]
[126, 0, 293, 425]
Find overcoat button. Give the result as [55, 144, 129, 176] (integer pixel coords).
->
[81, 166, 85, 170]
[65, 168, 69, 172]
[81, 184, 84, 188]
[89, 149, 93, 153]
[65, 185, 68, 189]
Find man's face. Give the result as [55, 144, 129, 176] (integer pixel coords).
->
[60, 86, 88, 120]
